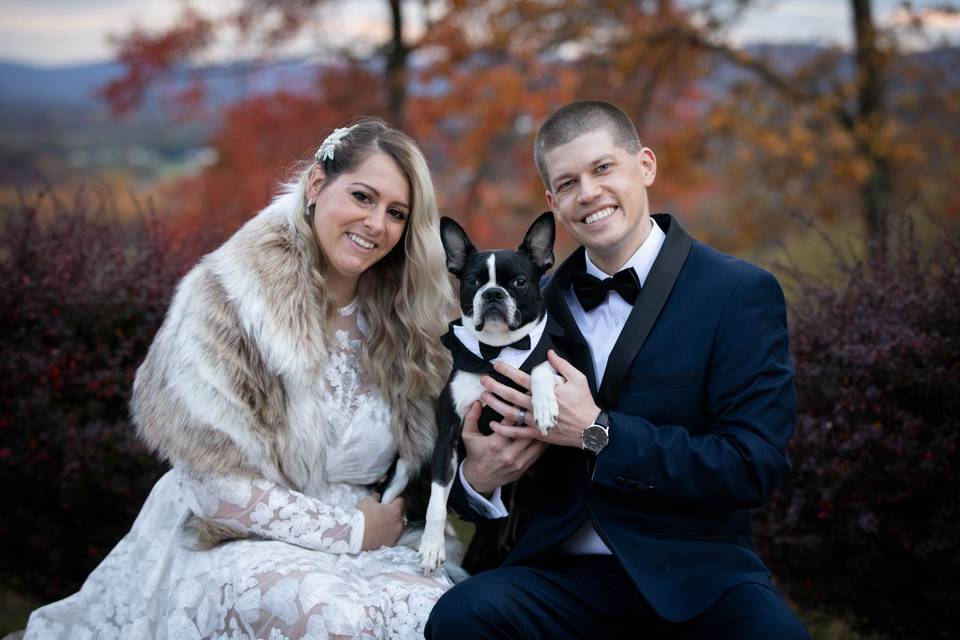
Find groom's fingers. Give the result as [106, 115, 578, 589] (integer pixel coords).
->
[489, 422, 545, 441]
[547, 350, 586, 384]
[491, 362, 532, 390]
[480, 391, 531, 423]
[460, 401, 483, 436]
[480, 375, 533, 411]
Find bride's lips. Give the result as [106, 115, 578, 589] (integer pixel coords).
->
[346, 232, 377, 251]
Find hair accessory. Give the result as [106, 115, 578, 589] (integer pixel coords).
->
[315, 125, 356, 162]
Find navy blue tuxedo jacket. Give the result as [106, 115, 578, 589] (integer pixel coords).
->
[448, 213, 797, 622]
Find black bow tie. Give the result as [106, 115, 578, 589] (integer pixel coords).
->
[570, 267, 641, 311]
[479, 335, 531, 360]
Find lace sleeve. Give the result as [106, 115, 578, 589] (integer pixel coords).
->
[176, 468, 365, 554]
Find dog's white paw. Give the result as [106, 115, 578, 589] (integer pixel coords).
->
[418, 524, 446, 576]
[532, 390, 559, 435]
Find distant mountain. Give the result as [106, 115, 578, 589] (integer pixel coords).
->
[0, 58, 324, 111]
[0, 61, 124, 108]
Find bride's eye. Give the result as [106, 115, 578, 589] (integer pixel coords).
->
[352, 191, 372, 204]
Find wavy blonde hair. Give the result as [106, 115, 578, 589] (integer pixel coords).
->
[287, 119, 455, 466]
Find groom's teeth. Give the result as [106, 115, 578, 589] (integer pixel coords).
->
[348, 233, 375, 249]
[585, 207, 615, 224]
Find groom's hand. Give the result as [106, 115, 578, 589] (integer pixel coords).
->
[483, 350, 600, 449]
[461, 401, 548, 497]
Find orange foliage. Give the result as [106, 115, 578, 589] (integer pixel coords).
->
[155, 65, 388, 244]
[104, 0, 959, 259]
[100, 7, 214, 115]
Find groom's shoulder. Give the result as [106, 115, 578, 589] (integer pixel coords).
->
[683, 238, 784, 305]
[687, 237, 772, 283]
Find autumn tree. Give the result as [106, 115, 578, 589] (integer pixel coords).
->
[101, 0, 433, 126]
[683, 0, 960, 258]
[104, 0, 958, 257]
[104, 0, 725, 247]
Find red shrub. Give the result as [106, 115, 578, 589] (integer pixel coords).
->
[0, 188, 210, 600]
[755, 227, 960, 638]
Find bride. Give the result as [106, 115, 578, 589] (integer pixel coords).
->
[24, 119, 457, 639]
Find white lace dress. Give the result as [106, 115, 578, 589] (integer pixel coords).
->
[24, 303, 452, 640]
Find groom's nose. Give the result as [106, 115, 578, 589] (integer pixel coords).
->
[577, 175, 602, 203]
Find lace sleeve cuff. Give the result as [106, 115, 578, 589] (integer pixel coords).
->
[177, 467, 365, 554]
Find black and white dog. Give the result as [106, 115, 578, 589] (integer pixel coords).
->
[379, 211, 563, 574]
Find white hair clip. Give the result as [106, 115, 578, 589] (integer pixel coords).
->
[315, 125, 357, 162]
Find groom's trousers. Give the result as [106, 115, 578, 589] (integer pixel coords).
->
[425, 553, 810, 639]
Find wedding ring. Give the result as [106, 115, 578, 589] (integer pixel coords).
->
[517, 409, 526, 424]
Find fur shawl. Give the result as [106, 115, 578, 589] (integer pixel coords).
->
[132, 192, 431, 496]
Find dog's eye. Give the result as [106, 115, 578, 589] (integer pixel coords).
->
[465, 276, 480, 287]
[512, 278, 527, 288]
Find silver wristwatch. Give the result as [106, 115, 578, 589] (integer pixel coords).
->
[580, 409, 610, 454]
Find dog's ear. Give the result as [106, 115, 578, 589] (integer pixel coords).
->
[439, 216, 476, 276]
[519, 211, 556, 272]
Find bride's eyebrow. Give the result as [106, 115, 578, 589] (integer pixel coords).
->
[350, 182, 409, 210]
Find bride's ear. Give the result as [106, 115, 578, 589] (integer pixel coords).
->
[306, 164, 326, 206]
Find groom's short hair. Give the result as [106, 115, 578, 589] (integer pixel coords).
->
[534, 101, 642, 190]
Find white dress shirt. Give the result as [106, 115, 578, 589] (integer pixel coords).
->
[462, 218, 667, 554]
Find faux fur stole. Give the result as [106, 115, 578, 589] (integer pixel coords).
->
[205, 192, 329, 380]
[135, 191, 404, 492]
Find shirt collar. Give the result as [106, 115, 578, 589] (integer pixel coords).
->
[583, 218, 665, 287]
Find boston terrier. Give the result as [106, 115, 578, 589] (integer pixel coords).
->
[380, 211, 564, 575]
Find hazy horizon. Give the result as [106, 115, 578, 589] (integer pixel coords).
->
[1, 0, 958, 68]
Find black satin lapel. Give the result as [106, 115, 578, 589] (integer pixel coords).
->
[597, 214, 693, 408]
[543, 249, 598, 395]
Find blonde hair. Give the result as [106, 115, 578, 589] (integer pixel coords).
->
[287, 119, 455, 465]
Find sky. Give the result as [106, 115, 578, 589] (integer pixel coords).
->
[0, 0, 958, 67]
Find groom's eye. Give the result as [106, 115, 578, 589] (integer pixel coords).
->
[512, 278, 527, 288]
[465, 276, 480, 287]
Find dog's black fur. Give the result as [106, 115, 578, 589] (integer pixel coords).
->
[413, 212, 560, 574]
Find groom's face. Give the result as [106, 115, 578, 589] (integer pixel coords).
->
[544, 127, 656, 269]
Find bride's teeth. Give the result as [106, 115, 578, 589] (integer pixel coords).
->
[585, 207, 615, 224]
[348, 233, 374, 249]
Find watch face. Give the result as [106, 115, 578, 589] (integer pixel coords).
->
[582, 425, 609, 452]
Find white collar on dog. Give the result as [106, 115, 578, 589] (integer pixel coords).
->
[452, 314, 549, 369]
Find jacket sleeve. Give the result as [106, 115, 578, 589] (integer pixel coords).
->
[590, 269, 797, 509]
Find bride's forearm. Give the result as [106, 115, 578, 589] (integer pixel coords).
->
[177, 467, 364, 554]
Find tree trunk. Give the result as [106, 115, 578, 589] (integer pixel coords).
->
[852, 0, 891, 260]
[386, 0, 409, 127]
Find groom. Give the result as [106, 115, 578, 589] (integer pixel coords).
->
[426, 101, 809, 638]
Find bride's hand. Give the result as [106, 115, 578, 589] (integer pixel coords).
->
[357, 494, 405, 550]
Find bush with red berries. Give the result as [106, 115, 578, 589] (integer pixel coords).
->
[755, 227, 960, 639]
[0, 188, 209, 601]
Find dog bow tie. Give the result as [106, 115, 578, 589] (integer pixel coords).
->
[479, 335, 531, 360]
[570, 268, 641, 311]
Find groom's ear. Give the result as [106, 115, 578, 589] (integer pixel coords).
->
[439, 216, 476, 276]
[519, 211, 556, 273]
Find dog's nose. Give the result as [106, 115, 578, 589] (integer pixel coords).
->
[482, 288, 506, 301]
